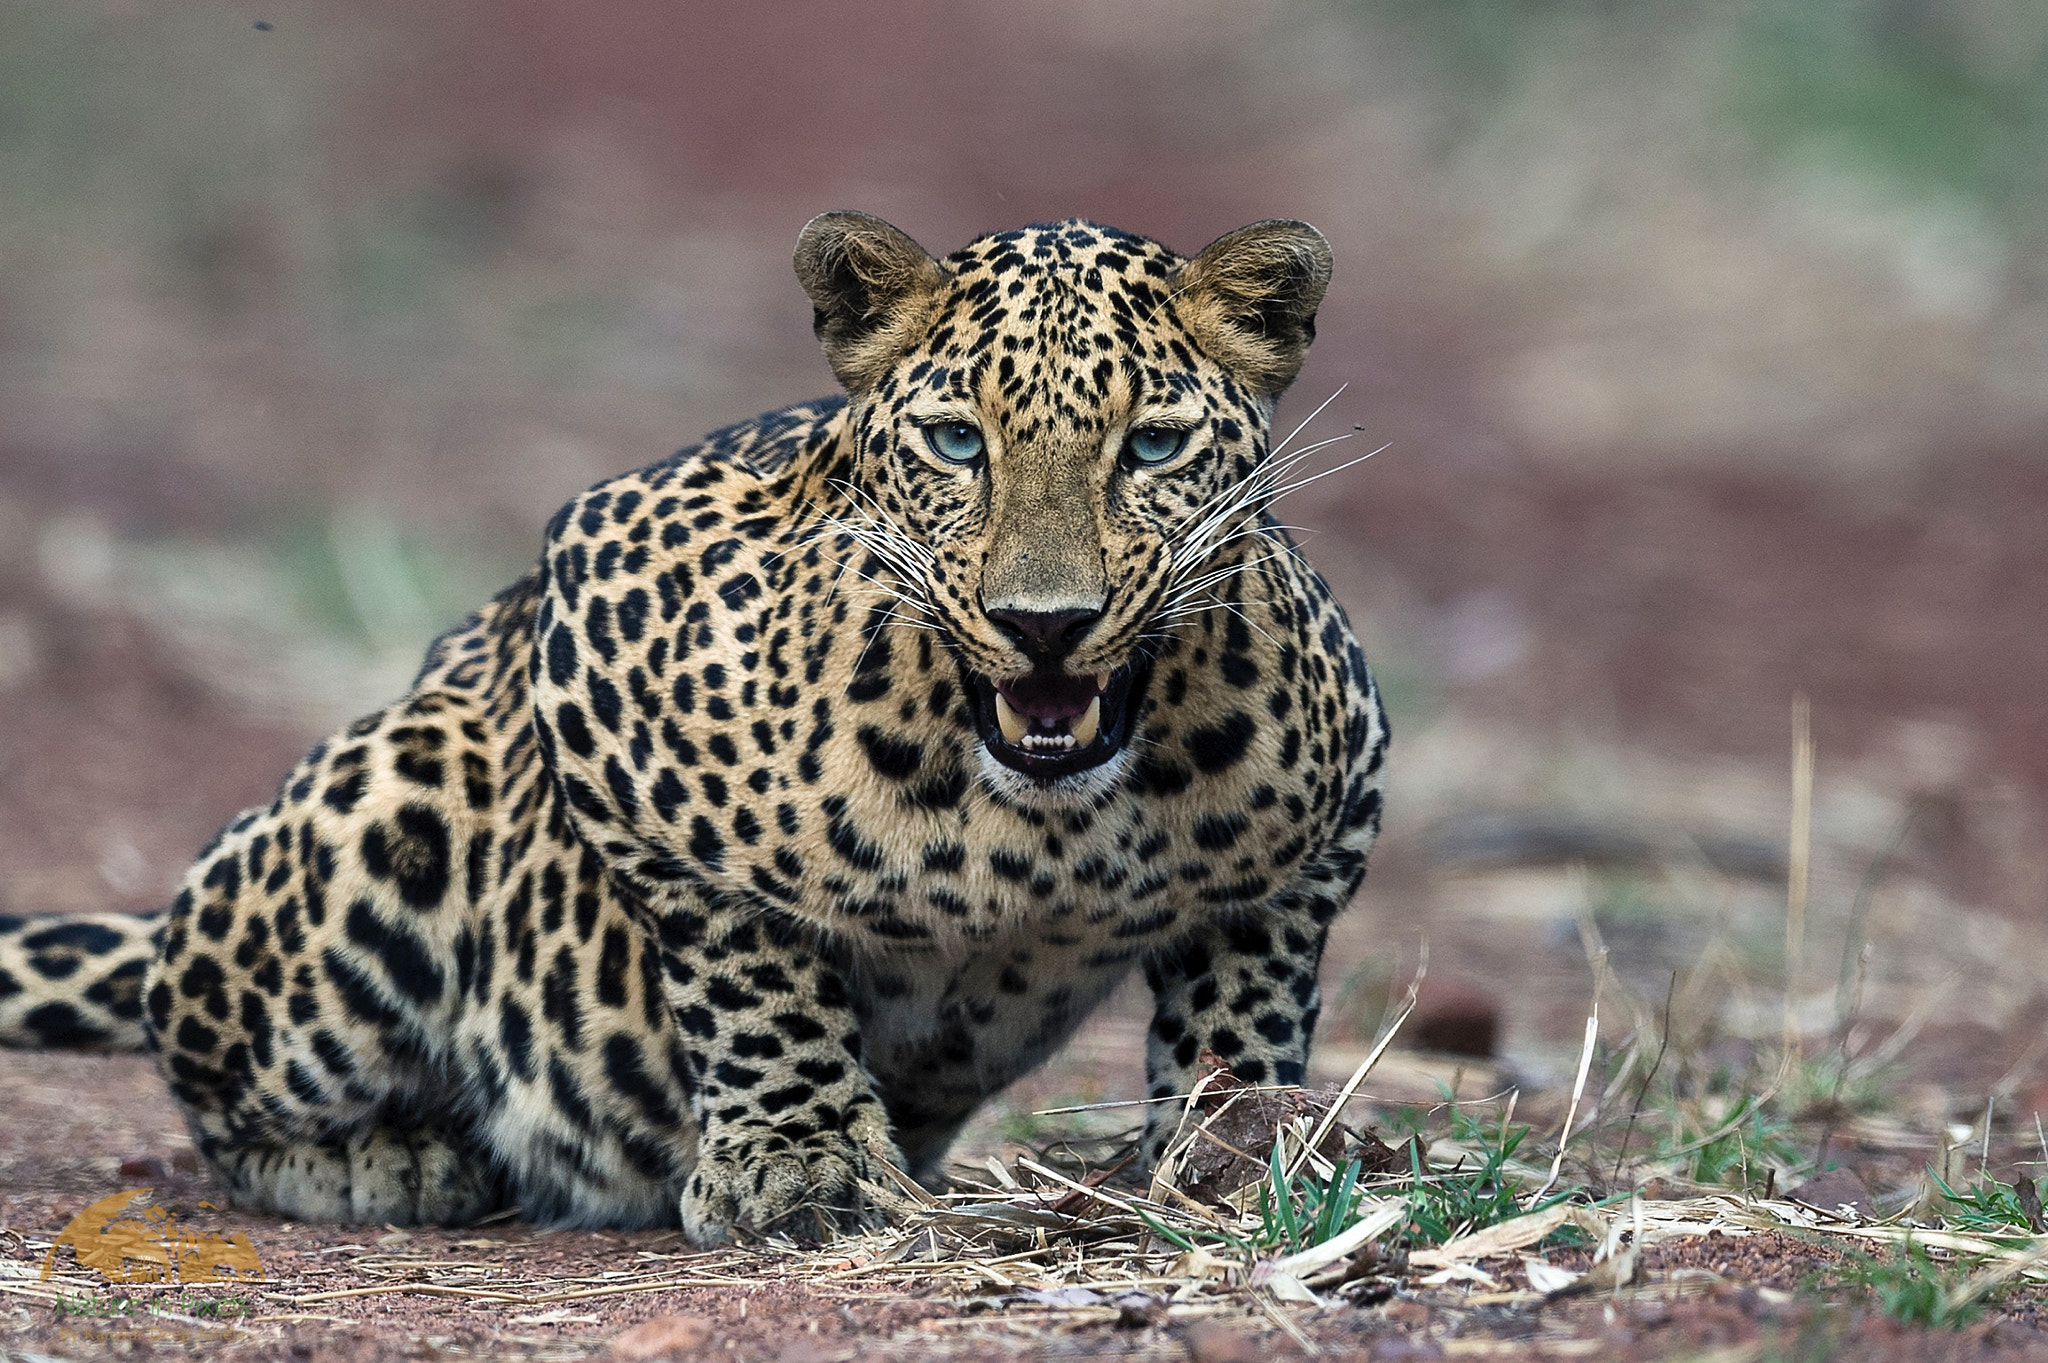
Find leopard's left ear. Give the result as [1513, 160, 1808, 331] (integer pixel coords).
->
[1173, 220, 1332, 397]
[794, 211, 949, 393]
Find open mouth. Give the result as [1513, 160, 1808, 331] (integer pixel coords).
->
[965, 662, 1151, 779]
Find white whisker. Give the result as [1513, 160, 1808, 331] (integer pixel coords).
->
[1259, 443, 1387, 502]
[1167, 434, 1358, 576]
[1176, 523, 1311, 579]
[1270, 383, 1349, 458]
[827, 479, 934, 566]
[1167, 438, 1381, 586]
[819, 546, 860, 611]
[1209, 599, 1282, 647]
[876, 606, 940, 633]
[839, 562, 936, 615]
[1164, 547, 1295, 608]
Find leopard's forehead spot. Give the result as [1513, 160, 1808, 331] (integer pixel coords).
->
[944, 221, 1184, 329]
[947, 219, 1182, 279]
[881, 219, 1224, 431]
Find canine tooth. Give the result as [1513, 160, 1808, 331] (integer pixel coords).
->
[994, 692, 1028, 744]
[1071, 696, 1102, 747]
[1094, 671, 1111, 690]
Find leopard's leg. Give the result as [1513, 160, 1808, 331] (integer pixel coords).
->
[892, 1113, 972, 1188]
[147, 696, 509, 1225]
[444, 825, 706, 1230]
[641, 896, 903, 1247]
[1139, 840, 1371, 1166]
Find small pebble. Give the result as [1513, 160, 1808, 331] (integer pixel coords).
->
[118, 1156, 167, 1182]
[609, 1314, 714, 1361]
[1184, 1320, 1260, 1363]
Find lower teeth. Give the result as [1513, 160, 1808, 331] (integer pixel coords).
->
[991, 686, 1107, 755]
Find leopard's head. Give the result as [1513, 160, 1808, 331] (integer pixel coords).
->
[796, 213, 1331, 786]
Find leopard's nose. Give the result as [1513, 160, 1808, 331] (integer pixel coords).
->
[986, 606, 1101, 666]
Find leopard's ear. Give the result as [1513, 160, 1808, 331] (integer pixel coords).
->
[1172, 220, 1332, 397]
[794, 211, 949, 393]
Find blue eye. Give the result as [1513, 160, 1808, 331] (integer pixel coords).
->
[922, 421, 985, 464]
[1124, 426, 1190, 465]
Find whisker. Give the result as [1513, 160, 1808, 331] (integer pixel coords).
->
[1168, 435, 1355, 572]
[876, 606, 940, 633]
[1168, 437, 1381, 584]
[1259, 443, 1387, 502]
[819, 547, 860, 611]
[839, 563, 935, 613]
[826, 479, 935, 565]
[1175, 522, 1312, 577]
[818, 508, 924, 562]
[1164, 547, 1295, 606]
[1269, 383, 1349, 458]
[818, 527, 927, 585]
[1198, 599, 1281, 647]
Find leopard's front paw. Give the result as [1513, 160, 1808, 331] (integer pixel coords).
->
[679, 1111, 902, 1248]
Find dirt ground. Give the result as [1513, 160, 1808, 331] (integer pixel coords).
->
[11, 1046, 2048, 1362]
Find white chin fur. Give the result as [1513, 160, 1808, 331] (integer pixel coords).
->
[974, 743, 1130, 806]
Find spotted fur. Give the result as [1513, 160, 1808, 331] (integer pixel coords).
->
[0, 214, 1388, 1245]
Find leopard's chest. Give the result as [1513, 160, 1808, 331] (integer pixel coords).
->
[787, 744, 1244, 1105]
[836, 909, 1142, 1118]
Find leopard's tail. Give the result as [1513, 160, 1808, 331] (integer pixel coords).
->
[0, 912, 161, 1051]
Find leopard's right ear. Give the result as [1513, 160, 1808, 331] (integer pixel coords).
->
[794, 212, 948, 393]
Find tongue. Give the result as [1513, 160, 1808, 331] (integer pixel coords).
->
[996, 672, 1100, 722]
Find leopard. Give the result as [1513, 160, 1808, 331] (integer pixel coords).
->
[0, 212, 1388, 1246]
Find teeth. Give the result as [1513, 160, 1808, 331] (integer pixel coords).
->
[994, 691, 1028, 744]
[993, 685, 1105, 754]
[1071, 696, 1102, 747]
[1094, 671, 1111, 690]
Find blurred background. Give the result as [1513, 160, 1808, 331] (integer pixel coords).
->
[4, 0, 2048, 1117]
